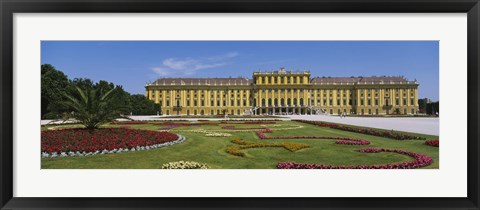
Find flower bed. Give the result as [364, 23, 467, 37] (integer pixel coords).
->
[156, 122, 218, 126]
[161, 161, 209, 169]
[226, 138, 310, 157]
[111, 121, 148, 125]
[277, 148, 433, 169]
[292, 119, 337, 127]
[425, 140, 439, 147]
[221, 126, 264, 130]
[255, 131, 370, 145]
[293, 120, 425, 140]
[41, 128, 183, 158]
[220, 121, 277, 124]
[182, 129, 232, 137]
[205, 132, 232, 137]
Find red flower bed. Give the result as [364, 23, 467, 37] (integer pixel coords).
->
[277, 148, 433, 169]
[425, 140, 439, 147]
[255, 131, 370, 145]
[293, 120, 425, 140]
[41, 128, 178, 153]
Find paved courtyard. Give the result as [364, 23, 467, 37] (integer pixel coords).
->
[287, 115, 439, 135]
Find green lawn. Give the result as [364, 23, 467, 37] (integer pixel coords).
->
[41, 121, 439, 169]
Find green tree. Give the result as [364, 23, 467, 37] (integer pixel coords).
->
[61, 86, 130, 129]
[41, 64, 71, 119]
[129, 94, 161, 115]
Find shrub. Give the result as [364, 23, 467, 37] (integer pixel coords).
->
[161, 161, 209, 169]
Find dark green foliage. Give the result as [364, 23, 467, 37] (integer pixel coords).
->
[130, 94, 161, 115]
[41, 64, 72, 119]
[42, 64, 134, 123]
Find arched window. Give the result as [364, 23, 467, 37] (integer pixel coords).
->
[287, 98, 291, 105]
[274, 98, 278, 106]
[268, 99, 272, 107]
[261, 98, 266, 106]
[280, 98, 285, 106]
[300, 98, 304, 106]
[293, 98, 297, 105]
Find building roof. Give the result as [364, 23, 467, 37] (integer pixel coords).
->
[152, 77, 252, 86]
[310, 76, 411, 84]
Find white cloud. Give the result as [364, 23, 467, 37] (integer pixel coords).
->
[162, 58, 196, 70]
[152, 67, 170, 76]
[208, 52, 239, 61]
[152, 52, 239, 76]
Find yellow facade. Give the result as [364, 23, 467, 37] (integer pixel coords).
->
[145, 68, 419, 116]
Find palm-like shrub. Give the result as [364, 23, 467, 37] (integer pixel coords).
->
[61, 86, 129, 129]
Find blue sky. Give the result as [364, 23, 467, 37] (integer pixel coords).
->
[41, 41, 439, 101]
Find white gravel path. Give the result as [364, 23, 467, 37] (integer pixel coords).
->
[287, 115, 439, 136]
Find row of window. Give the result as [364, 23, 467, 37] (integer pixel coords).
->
[256, 76, 305, 84]
[157, 98, 416, 107]
[163, 109, 244, 116]
[148, 88, 416, 97]
[159, 99, 248, 107]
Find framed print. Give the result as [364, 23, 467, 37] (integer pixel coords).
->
[1, 0, 479, 209]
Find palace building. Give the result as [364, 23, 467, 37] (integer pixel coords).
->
[145, 68, 419, 116]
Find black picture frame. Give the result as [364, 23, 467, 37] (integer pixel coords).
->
[1, 0, 479, 209]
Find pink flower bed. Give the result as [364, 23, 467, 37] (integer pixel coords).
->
[256, 131, 268, 139]
[293, 120, 425, 140]
[425, 140, 439, 147]
[41, 128, 179, 153]
[255, 131, 370, 145]
[277, 148, 433, 169]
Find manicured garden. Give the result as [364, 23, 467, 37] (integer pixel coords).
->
[41, 120, 439, 169]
